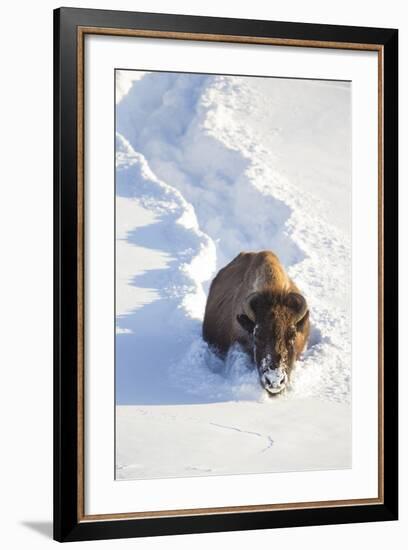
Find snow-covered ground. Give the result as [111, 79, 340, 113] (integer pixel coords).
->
[115, 71, 352, 480]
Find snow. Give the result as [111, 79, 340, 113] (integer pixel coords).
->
[115, 70, 352, 480]
[115, 70, 148, 104]
[116, 400, 351, 480]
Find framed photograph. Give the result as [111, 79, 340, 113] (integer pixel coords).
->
[54, 7, 398, 542]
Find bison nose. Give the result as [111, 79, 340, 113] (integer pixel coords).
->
[271, 372, 286, 387]
[262, 368, 287, 394]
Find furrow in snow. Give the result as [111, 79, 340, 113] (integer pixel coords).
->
[116, 72, 351, 404]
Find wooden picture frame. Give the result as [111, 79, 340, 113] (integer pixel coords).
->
[54, 7, 398, 542]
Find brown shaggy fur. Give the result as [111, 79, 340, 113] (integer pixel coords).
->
[203, 251, 310, 379]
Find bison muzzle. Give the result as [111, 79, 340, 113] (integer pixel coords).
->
[203, 251, 310, 395]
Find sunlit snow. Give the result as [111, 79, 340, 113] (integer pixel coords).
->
[115, 70, 352, 480]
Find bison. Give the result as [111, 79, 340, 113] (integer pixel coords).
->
[203, 251, 310, 394]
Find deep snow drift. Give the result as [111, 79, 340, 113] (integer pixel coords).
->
[115, 71, 352, 480]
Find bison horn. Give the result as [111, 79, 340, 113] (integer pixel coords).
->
[286, 292, 308, 323]
[242, 292, 259, 322]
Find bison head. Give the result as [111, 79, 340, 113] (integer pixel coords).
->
[236, 291, 309, 395]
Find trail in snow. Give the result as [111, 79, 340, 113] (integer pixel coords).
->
[116, 71, 351, 406]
